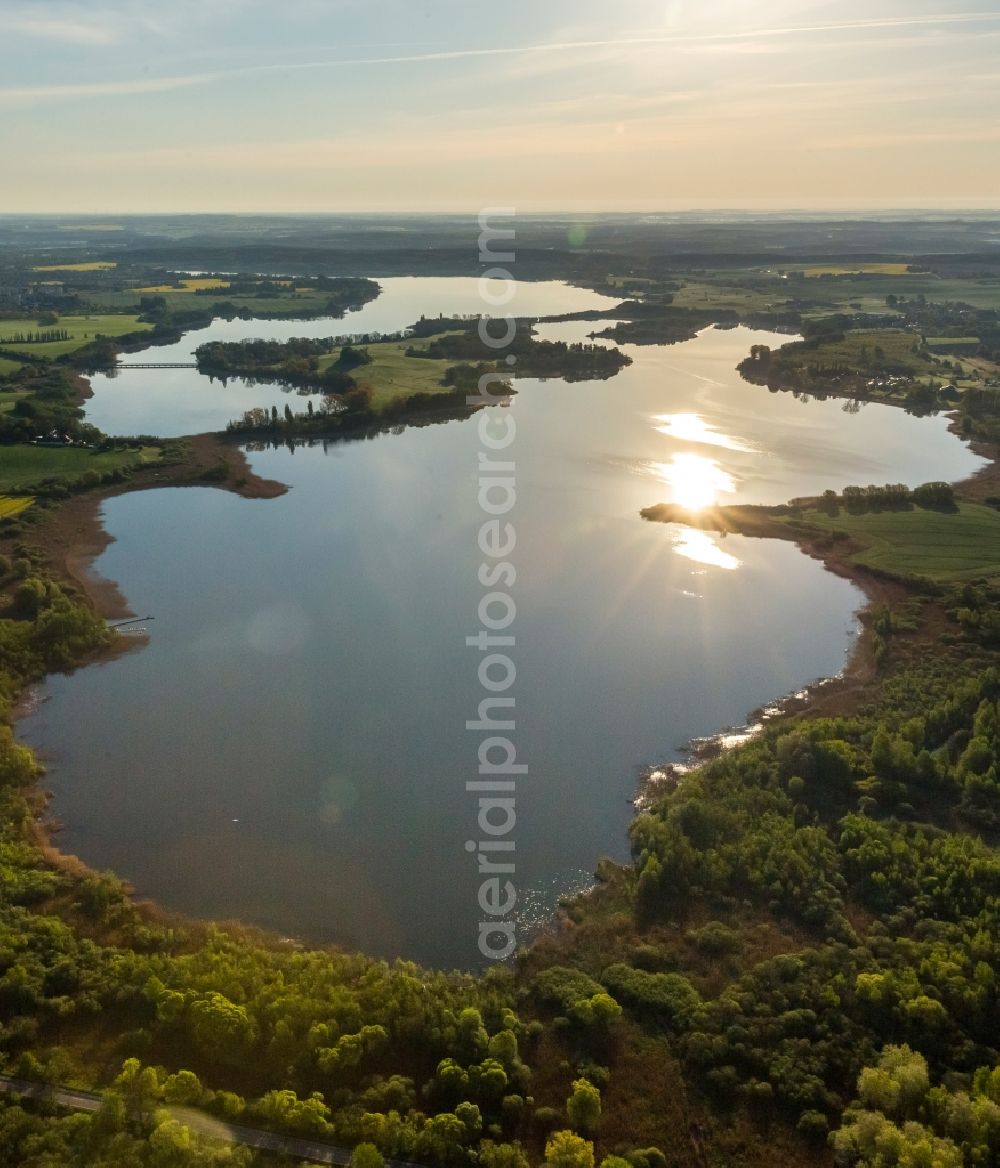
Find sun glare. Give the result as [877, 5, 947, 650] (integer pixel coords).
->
[654, 412, 754, 453]
[652, 452, 735, 510]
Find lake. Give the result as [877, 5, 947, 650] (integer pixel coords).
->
[21, 281, 987, 969]
[84, 278, 622, 437]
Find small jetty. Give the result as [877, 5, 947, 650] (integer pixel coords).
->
[107, 616, 154, 636]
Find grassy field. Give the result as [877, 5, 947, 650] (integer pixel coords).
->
[605, 275, 656, 289]
[235, 294, 337, 313]
[800, 263, 912, 277]
[87, 288, 342, 318]
[925, 336, 980, 351]
[785, 273, 1000, 312]
[785, 503, 1000, 581]
[84, 290, 175, 311]
[661, 268, 1000, 319]
[672, 280, 782, 315]
[0, 445, 158, 492]
[775, 328, 940, 378]
[0, 357, 25, 376]
[0, 314, 153, 359]
[0, 495, 32, 518]
[56, 223, 123, 231]
[209, 294, 341, 315]
[0, 390, 27, 414]
[32, 261, 117, 272]
[316, 338, 459, 410]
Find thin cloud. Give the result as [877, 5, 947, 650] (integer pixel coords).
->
[821, 124, 1000, 148]
[1, 0, 252, 48]
[0, 74, 222, 106]
[2, 10, 999, 106]
[6, 16, 119, 45]
[229, 12, 1000, 70]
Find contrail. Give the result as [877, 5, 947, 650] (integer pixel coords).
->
[2, 11, 999, 104]
[247, 12, 1000, 70]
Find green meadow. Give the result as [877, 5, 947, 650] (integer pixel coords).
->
[0, 445, 159, 492]
[798, 328, 934, 373]
[317, 337, 460, 411]
[0, 389, 28, 416]
[0, 314, 153, 359]
[786, 502, 1000, 581]
[794, 274, 1000, 312]
[87, 285, 343, 319]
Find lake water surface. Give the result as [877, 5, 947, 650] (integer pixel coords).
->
[85, 278, 622, 437]
[21, 281, 987, 968]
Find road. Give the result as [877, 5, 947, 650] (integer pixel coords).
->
[0, 1075, 425, 1167]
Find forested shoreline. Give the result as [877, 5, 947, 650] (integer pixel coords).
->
[2, 246, 1000, 1166]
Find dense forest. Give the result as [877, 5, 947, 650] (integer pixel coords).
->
[0, 367, 99, 445]
[403, 322, 632, 382]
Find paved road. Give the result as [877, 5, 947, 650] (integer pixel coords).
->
[0, 1075, 424, 1167]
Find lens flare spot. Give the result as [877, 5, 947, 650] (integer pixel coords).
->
[318, 776, 359, 826]
[246, 605, 308, 656]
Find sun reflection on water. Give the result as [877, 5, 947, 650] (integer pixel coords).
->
[672, 529, 740, 571]
[655, 412, 755, 453]
[647, 441, 741, 570]
[652, 452, 736, 510]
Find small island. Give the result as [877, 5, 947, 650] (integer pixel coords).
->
[194, 318, 632, 435]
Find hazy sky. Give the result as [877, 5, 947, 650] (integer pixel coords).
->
[2, 0, 999, 212]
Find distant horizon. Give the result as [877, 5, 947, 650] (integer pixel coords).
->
[4, 207, 1000, 219]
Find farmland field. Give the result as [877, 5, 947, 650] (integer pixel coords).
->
[0, 445, 159, 492]
[788, 273, 1000, 311]
[786, 503, 1000, 581]
[672, 280, 781, 314]
[85, 288, 343, 318]
[800, 263, 912, 277]
[211, 293, 339, 314]
[136, 278, 231, 293]
[32, 261, 117, 272]
[55, 223, 124, 231]
[0, 314, 153, 359]
[925, 336, 980, 351]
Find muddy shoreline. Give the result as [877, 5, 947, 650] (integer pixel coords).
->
[25, 432, 287, 614]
